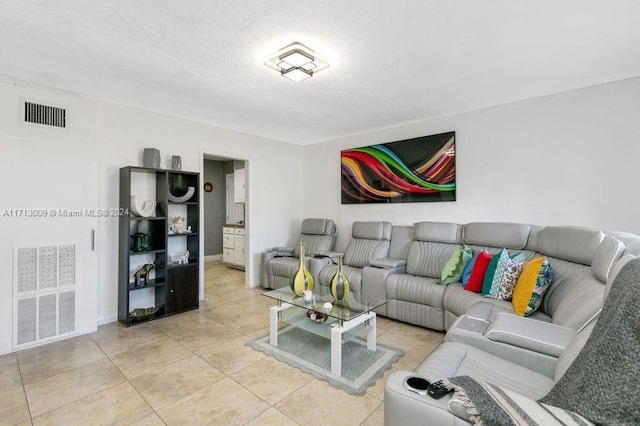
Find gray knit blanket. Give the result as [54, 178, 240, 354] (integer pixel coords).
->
[447, 257, 640, 425]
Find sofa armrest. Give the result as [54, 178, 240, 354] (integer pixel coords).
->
[384, 371, 470, 426]
[362, 264, 406, 317]
[270, 247, 294, 255]
[486, 313, 577, 357]
[370, 257, 407, 268]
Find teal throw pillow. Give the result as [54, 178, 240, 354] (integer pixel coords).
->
[481, 250, 503, 295]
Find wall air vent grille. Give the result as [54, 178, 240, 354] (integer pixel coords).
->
[13, 244, 77, 349]
[24, 101, 66, 128]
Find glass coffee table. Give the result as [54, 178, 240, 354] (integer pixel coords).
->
[262, 286, 388, 376]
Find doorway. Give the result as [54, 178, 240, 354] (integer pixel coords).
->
[201, 155, 248, 292]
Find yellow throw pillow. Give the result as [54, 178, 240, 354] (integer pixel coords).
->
[512, 257, 544, 316]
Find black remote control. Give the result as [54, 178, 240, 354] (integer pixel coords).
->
[427, 380, 453, 399]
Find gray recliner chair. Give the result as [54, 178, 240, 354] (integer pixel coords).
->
[262, 218, 337, 289]
[315, 221, 392, 303]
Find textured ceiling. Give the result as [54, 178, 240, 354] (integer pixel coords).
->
[1, 1, 640, 145]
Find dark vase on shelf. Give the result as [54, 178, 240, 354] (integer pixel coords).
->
[131, 232, 151, 252]
[330, 254, 350, 301]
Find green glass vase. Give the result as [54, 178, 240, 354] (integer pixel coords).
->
[330, 254, 350, 301]
[290, 242, 314, 296]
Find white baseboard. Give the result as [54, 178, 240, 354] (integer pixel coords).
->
[98, 315, 118, 326]
[204, 254, 223, 262]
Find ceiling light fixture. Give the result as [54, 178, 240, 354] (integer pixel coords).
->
[264, 42, 329, 82]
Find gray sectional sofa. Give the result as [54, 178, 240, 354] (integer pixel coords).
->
[374, 222, 640, 425]
[261, 220, 640, 424]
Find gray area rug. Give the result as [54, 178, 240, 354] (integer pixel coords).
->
[247, 326, 403, 395]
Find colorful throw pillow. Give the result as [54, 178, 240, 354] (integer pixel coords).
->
[512, 257, 555, 316]
[497, 253, 526, 300]
[440, 246, 474, 284]
[484, 249, 511, 299]
[462, 252, 480, 287]
[481, 250, 503, 295]
[465, 251, 493, 293]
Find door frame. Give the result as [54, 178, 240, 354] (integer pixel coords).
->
[199, 152, 250, 298]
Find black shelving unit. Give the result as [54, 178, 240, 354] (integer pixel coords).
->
[118, 166, 200, 326]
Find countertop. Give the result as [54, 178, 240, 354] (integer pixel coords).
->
[223, 223, 245, 228]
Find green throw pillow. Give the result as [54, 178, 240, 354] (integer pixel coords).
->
[440, 246, 474, 285]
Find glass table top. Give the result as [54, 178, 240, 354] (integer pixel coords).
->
[262, 286, 387, 323]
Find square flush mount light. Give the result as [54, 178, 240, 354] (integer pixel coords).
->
[264, 43, 329, 81]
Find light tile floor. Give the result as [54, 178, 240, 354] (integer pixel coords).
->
[0, 262, 445, 425]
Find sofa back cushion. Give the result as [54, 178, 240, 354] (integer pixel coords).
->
[343, 221, 392, 268]
[463, 222, 531, 250]
[540, 256, 604, 330]
[414, 221, 463, 244]
[536, 226, 603, 266]
[294, 218, 337, 257]
[406, 241, 461, 278]
[405, 222, 462, 278]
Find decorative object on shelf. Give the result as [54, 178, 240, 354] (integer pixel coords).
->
[129, 307, 160, 320]
[172, 251, 190, 265]
[322, 302, 333, 310]
[131, 231, 152, 252]
[142, 148, 161, 169]
[290, 242, 314, 296]
[168, 186, 195, 203]
[330, 254, 350, 300]
[204, 182, 213, 193]
[171, 155, 182, 170]
[306, 310, 328, 323]
[168, 216, 186, 234]
[133, 263, 156, 287]
[129, 195, 156, 217]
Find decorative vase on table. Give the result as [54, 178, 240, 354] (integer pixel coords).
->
[330, 254, 350, 301]
[290, 242, 314, 296]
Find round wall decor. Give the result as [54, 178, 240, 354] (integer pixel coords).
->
[204, 182, 213, 192]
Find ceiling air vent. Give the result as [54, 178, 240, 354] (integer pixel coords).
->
[24, 101, 66, 128]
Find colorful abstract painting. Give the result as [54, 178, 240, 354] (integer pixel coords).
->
[341, 132, 456, 204]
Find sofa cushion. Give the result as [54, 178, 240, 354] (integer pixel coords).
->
[386, 274, 446, 308]
[481, 249, 506, 296]
[414, 221, 463, 244]
[537, 226, 603, 266]
[406, 241, 460, 278]
[301, 218, 333, 235]
[513, 257, 554, 316]
[414, 342, 554, 399]
[466, 250, 492, 292]
[463, 222, 531, 250]
[440, 246, 473, 285]
[541, 256, 605, 330]
[352, 221, 392, 240]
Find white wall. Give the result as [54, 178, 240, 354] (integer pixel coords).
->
[303, 77, 640, 251]
[96, 102, 304, 324]
[0, 78, 304, 354]
[0, 79, 99, 355]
